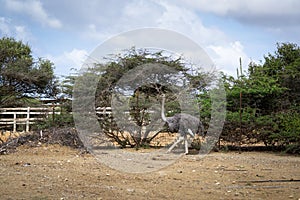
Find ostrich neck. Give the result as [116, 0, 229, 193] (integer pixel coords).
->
[161, 95, 168, 122]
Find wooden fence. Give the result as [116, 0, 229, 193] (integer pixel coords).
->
[0, 106, 153, 132]
[96, 107, 112, 115]
[0, 107, 113, 132]
[0, 107, 60, 132]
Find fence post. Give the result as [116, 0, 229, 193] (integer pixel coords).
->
[26, 107, 30, 132]
[13, 113, 16, 132]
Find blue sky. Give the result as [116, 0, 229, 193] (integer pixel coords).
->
[1, 0, 300, 77]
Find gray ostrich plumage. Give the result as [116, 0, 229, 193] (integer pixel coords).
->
[161, 94, 203, 154]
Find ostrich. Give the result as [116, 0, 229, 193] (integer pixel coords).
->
[161, 94, 204, 154]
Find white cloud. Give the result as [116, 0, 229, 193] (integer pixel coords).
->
[156, 1, 227, 46]
[74, 1, 252, 76]
[150, 2, 251, 76]
[0, 17, 33, 42]
[207, 41, 251, 76]
[2, 0, 263, 76]
[46, 49, 88, 76]
[4, 0, 62, 28]
[121, 0, 164, 27]
[14, 26, 31, 41]
[0, 17, 11, 35]
[175, 0, 300, 27]
[81, 24, 113, 42]
[81, 0, 165, 41]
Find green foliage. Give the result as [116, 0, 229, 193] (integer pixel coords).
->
[263, 43, 300, 107]
[0, 37, 58, 107]
[35, 109, 74, 130]
[222, 43, 300, 152]
[197, 92, 211, 123]
[60, 73, 76, 99]
[270, 111, 300, 146]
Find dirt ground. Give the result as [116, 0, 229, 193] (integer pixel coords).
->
[0, 144, 299, 200]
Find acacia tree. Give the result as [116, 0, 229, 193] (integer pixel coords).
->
[0, 37, 57, 107]
[77, 48, 212, 148]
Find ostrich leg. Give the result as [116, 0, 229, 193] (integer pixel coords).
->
[184, 135, 188, 154]
[185, 129, 196, 154]
[167, 136, 184, 153]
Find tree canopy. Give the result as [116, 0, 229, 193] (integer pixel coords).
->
[223, 43, 300, 152]
[73, 47, 214, 147]
[0, 37, 57, 107]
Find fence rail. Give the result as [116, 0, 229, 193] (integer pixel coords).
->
[0, 107, 113, 132]
[96, 107, 112, 115]
[0, 106, 153, 132]
[0, 107, 60, 132]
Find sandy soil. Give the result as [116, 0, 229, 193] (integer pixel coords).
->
[0, 144, 299, 200]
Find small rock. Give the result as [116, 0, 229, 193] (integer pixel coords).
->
[23, 163, 31, 167]
[127, 188, 134, 192]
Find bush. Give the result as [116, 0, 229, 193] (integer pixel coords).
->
[34, 111, 74, 130]
[0, 127, 84, 154]
[269, 111, 300, 146]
